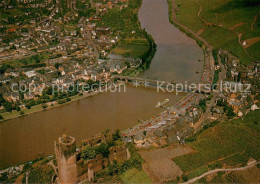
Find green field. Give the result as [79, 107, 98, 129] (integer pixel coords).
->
[174, 110, 260, 174]
[174, 0, 260, 64]
[119, 168, 152, 183]
[112, 38, 150, 58]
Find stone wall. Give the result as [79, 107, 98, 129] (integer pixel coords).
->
[81, 133, 106, 146]
[77, 144, 129, 181]
[109, 144, 128, 163]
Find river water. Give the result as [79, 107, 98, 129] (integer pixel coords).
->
[0, 0, 203, 168]
[139, 0, 203, 83]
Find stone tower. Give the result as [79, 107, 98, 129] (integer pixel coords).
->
[55, 135, 78, 184]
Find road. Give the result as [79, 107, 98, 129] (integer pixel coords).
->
[181, 162, 259, 184]
[83, 22, 99, 62]
[194, 53, 227, 130]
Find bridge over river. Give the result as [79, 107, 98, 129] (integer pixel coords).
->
[112, 75, 208, 93]
[112, 75, 182, 90]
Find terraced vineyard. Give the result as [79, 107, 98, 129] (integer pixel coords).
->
[173, 0, 260, 64]
[174, 110, 260, 174]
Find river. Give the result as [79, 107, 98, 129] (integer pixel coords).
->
[0, 0, 203, 168]
[139, 0, 203, 83]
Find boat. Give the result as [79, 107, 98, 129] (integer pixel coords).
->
[155, 99, 169, 108]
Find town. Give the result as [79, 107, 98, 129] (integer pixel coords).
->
[0, 0, 150, 119]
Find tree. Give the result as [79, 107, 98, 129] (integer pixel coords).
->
[112, 129, 121, 141]
[0, 94, 5, 106]
[108, 161, 119, 175]
[16, 106, 21, 111]
[199, 99, 207, 112]
[42, 104, 48, 109]
[0, 64, 12, 74]
[143, 130, 146, 136]
[81, 146, 96, 160]
[95, 143, 109, 158]
[55, 63, 60, 69]
[26, 103, 32, 109]
[21, 27, 29, 33]
[226, 106, 235, 119]
[3, 101, 13, 112]
[103, 129, 110, 137]
[8, 17, 15, 24]
[45, 87, 53, 95]
[31, 54, 41, 63]
[10, 44, 16, 50]
[182, 174, 188, 182]
[9, 0, 17, 7]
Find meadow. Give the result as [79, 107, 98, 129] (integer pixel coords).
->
[119, 168, 152, 183]
[112, 38, 150, 58]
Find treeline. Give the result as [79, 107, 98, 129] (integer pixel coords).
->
[0, 64, 13, 74]
[212, 49, 218, 65]
[0, 80, 100, 115]
[21, 63, 46, 68]
[212, 68, 221, 89]
[141, 33, 157, 69]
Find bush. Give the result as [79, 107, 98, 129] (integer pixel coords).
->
[199, 99, 207, 112]
[112, 129, 121, 141]
[57, 99, 66, 104]
[208, 162, 222, 170]
[26, 104, 31, 109]
[0, 115, 3, 120]
[212, 49, 218, 65]
[81, 146, 97, 160]
[182, 174, 188, 182]
[28, 165, 54, 183]
[16, 106, 21, 111]
[21, 63, 46, 69]
[96, 143, 110, 158]
[20, 111, 25, 115]
[212, 69, 221, 89]
[108, 161, 119, 175]
[3, 101, 13, 112]
[42, 104, 48, 109]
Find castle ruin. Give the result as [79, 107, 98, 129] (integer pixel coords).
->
[55, 134, 130, 183]
[55, 135, 78, 184]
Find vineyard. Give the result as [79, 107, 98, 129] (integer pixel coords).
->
[174, 110, 260, 174]
[174, 0, 260, 64]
